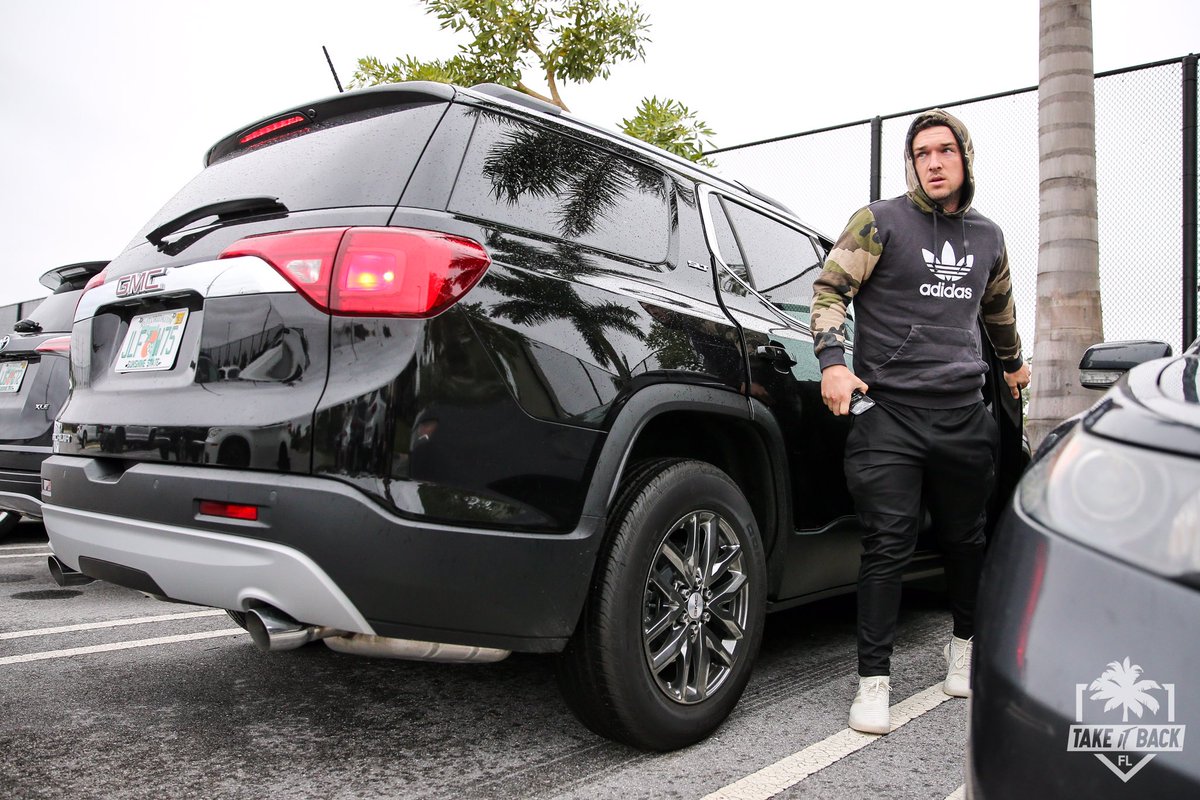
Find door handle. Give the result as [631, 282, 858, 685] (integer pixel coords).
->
[754, 345, 796, 369]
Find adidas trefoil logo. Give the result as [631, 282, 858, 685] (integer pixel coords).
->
[923, 240, 974, 282]
[920, 241, 975, 299]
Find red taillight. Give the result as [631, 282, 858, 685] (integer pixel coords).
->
[35, 336, 71, 354]
[219, 227, 491, 317]
[198, 500, 259, 521]
[82, 268, 108, 294]
[239, 115, 307, 144]
[221, 228, 347, 308]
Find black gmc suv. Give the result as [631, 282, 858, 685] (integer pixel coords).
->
[42, 82, 1025, 750]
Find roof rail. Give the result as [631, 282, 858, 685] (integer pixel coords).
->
[468, 83, 563, 116]
[733, 181, 797, 216]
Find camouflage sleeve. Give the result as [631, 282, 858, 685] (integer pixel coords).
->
[980, 243, 1024, 371]
[810, 207, 882, 372]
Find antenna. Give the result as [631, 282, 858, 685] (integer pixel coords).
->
[322, 45, 344, 93]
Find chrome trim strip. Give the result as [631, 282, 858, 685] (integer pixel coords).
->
[75, 257, 295, 322]
[696, 184, 811, 335]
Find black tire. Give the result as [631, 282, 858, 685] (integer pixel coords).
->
[0, 510, 20, 540]
[556, 458, 767, 751]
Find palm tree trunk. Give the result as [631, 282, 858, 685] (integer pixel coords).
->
[1028, 0, 1105, 448]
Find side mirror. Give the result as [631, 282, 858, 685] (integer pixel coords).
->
[1078, 340, 1173, 389]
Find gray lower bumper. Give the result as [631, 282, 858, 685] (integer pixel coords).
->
[0, 489, 42, 517]
[44, 504, 374, 635]
[0, 465, 43, 516]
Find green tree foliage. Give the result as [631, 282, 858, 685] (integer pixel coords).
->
[621, 96, 715, 166]
[351, 0, 715, 163]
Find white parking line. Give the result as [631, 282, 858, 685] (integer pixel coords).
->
[0, 609, 227, 640]
[701, 684, 955, 800]
[0, 552, 52, 560]
[0, 629, 246, 666]
[0, 544, 52, 552]
[946, 785, 965, 799]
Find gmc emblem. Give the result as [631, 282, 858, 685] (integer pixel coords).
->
[115, 267, 168, 298]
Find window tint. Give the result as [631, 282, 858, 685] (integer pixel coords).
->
[134, 102, 448, 243]
[721, 200, 823, 305]
[450, 111, 670, 262]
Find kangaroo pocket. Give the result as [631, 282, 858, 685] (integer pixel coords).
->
[873, 325, 988, 393]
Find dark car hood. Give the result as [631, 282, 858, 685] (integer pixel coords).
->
[1085, 353, 1200, 458]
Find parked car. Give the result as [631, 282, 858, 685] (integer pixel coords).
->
[40, 82, 1026, 750]
[968, 338, 1198, 796]
[0, 261, 107, 538]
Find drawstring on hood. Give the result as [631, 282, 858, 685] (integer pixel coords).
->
[811, 105, 1025, 405]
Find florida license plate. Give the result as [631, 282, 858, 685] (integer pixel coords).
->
[115, 308, 189, 372]
[0, 360, 28, 393]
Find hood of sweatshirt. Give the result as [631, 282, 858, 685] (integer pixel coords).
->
[904, 108, 976, 217]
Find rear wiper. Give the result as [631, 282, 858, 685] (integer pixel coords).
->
[13, 319, 40, 333]
[146, 196, 288, 249]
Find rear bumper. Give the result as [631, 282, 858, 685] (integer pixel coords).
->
[968, 502, 1199, 797]
[0, 466, 43, 517]
[46, 505, 374, 633]
[41, 455, 603, 652]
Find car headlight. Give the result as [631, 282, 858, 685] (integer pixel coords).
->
[1019, 427, 1200, 580]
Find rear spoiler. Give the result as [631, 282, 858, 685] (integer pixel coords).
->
[204, 82, 456, 166]
[38, 260, 109, 293]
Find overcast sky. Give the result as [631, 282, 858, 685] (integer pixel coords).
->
[2, 0, 1197, 308]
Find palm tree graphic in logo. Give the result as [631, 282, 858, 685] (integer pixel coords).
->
[1088, 657, 1162, 722]
[1069, 657, 1185, 783]
[921, 240, 974, 282]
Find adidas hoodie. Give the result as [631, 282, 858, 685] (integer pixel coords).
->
[810, 108, 1023, 409]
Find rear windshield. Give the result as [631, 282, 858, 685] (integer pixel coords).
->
[25, 290, 81, 333]
[131, 101, 449, 245]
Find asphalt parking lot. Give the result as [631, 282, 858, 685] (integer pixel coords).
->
[2, 520, 972, 800]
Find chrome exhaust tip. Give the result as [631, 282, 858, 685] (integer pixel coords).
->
[244, 606, 338, 652]
[47, 555, 96, 587]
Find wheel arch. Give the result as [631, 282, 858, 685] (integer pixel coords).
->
[583, 384, 792, 587]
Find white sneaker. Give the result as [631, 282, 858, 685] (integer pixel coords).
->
[943, 636, 973, 697]
[848, 675, 891, 734]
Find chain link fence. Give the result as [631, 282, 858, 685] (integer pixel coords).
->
[710, 56, 1199, 357]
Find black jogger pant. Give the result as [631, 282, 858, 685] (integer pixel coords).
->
[844, 399, 998, 677]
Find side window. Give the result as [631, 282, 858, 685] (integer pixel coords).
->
[449, 110, 670, 263]
[706, 197, 749, 296]
[721, 200, 824, 307]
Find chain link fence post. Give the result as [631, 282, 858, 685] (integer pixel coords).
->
[870, 116, 883, 203]
[1184, 53, 1198, 347]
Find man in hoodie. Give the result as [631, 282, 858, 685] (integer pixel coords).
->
[809, 109, 1030, 734]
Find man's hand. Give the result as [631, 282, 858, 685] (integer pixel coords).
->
[1003, 363, 1031, 399]
[820, 364, 869, 416]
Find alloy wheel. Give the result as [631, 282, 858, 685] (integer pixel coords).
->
[642, 509, 750, 704]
